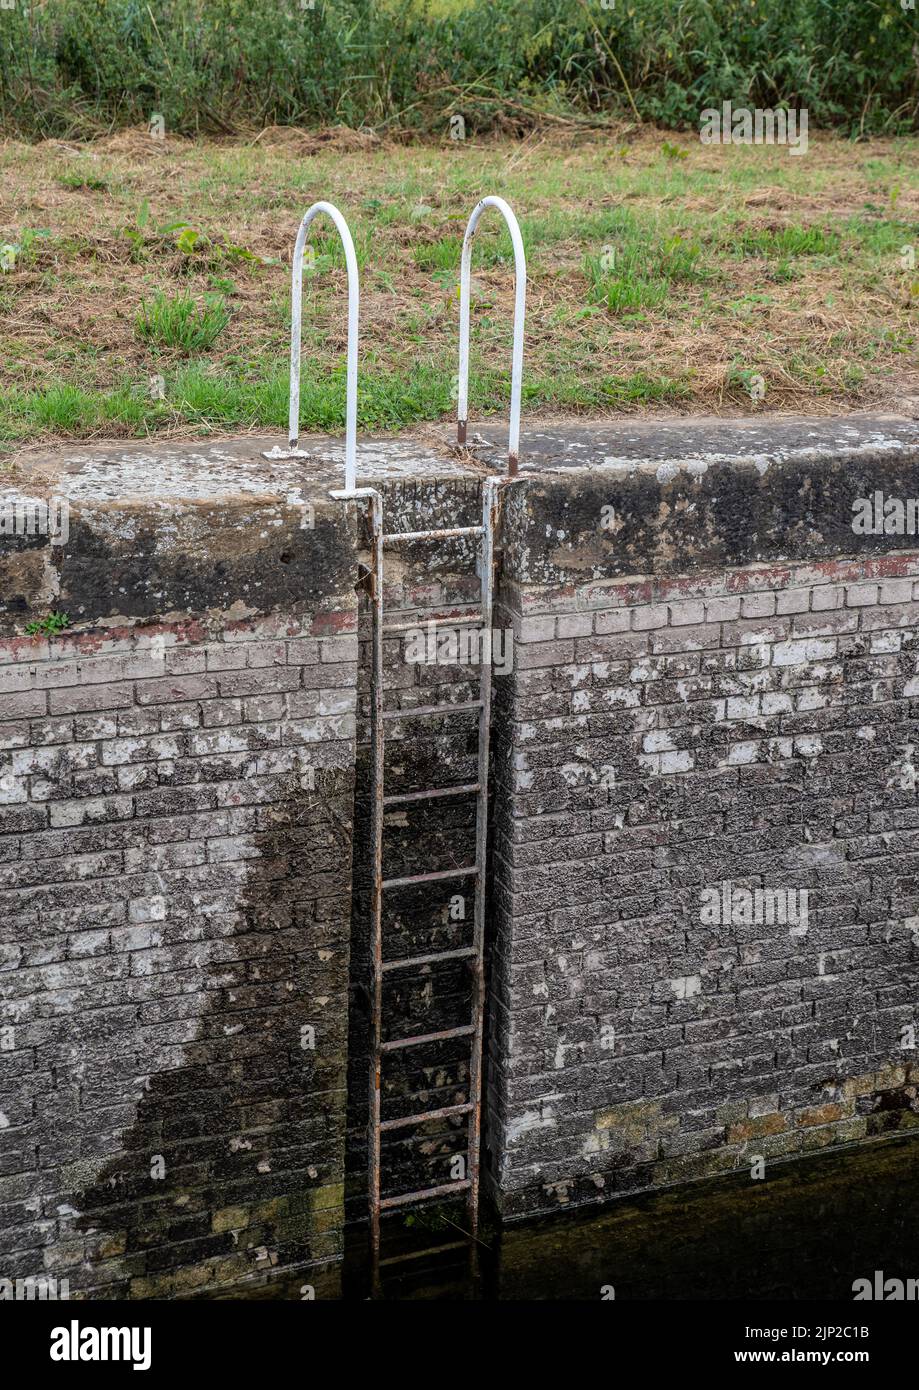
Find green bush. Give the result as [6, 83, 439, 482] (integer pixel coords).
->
[0, 0, 915, 138]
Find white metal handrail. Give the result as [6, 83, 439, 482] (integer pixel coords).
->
[265, 200, 360, 494]
[456, 196, 527, 477]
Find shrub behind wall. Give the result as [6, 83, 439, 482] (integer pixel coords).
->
[0, 0, 916, 138]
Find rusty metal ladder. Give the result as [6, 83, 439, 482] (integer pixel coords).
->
[367, 478, 501, 1284]
[366, 196, 527, 1289]
[264, 194, 526, 1290]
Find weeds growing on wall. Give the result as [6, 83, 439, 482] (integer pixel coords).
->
[0, 0, 916, 140]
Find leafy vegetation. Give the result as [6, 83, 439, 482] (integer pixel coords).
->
[24, 612, 70, 637]
[0, 0, 915, 139]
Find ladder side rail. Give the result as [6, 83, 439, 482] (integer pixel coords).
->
[456, 197, 527, 476]
[358, 489, 385, 1275]
[465, 477, 500, 1230]
[281, 200, 360, 493]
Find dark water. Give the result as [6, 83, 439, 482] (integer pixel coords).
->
[216, 1134, 919, 1300]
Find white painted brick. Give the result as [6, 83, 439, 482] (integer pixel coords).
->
[776, 588, 810, 615]
[660, 749, 694, 774]
[796, 689, 828, 711]
[705, 597, 741, 623]
[726, 695, 760, 720]
[772, 638, 836, 666]
[594, 610, 630, 635]
[724, 741, 760, 765]
[811, 586, 844, 612]
[520, 615, 557, 642]
[794, 735, 823, 757]
[555, 614, 594, 639]
[669, 601, 706, 626]
[670, 975, 701, 999]
[880, 580, 914, 605]
[846, 583, 879, 607]
[632, 605, 669, 631]
[741, 593, 776, 618]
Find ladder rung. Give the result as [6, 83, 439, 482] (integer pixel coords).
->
[379, 1102, 474, 1132]
[381, 865, 477, 891]
[382, 947, 476, 973]
[378, 1240, 469, 1267]
[383, 783, 480, 807]
[381, 700, 482, 721]
[380, 1023, 475, 1052]
[383, 611, 485, 636]
[382, 526, 483, 545]
[380, 1179, 472, 1210]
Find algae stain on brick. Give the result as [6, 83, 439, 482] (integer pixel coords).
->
[70, 767, 354, 1297]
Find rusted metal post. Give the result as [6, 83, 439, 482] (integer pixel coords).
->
[363, 490, 385, 1288]
[465, 475, 500, 1234]
[331, 484, 383, 1290]
[456, 197, 527, 477]
[367, 488, 384, 1293]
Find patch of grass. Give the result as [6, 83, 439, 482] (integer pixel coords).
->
[584, 261, 669, 314]
[134, 291, 231, 353]
[413, 237, 461, 272]
[738, 226, 841, 258]
[0, 359, 691, 442]
[4, 383, 162, 435]
[57, 170, 110, 192]
[584, 233, 705, 314]
[846, 217, 917, 256]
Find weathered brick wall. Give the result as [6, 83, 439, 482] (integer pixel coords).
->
[486, 435, 919, 1218]
[0, 614, 357, 1295]
[0, 441, 361, 1296]
[4, 419, 919, 1290]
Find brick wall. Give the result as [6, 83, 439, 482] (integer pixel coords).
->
[487, 553, 919, 1216]
[3, 419, 919, 1288]
[0, 611, 357, 1296]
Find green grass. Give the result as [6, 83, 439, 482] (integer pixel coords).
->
[413, 238, 462, 272]
[0, 360, 691, 442]
[134, 291, 231, 353]
[583, 232, 707, 314]
[737, 226, 841, 258]
[56, 170, 110, 192]
[0, 130, 915, 446]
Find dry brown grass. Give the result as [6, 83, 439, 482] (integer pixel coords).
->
[0, 125, 916, 445]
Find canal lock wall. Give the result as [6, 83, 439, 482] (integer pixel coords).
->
[1, 414, 918, 1295]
